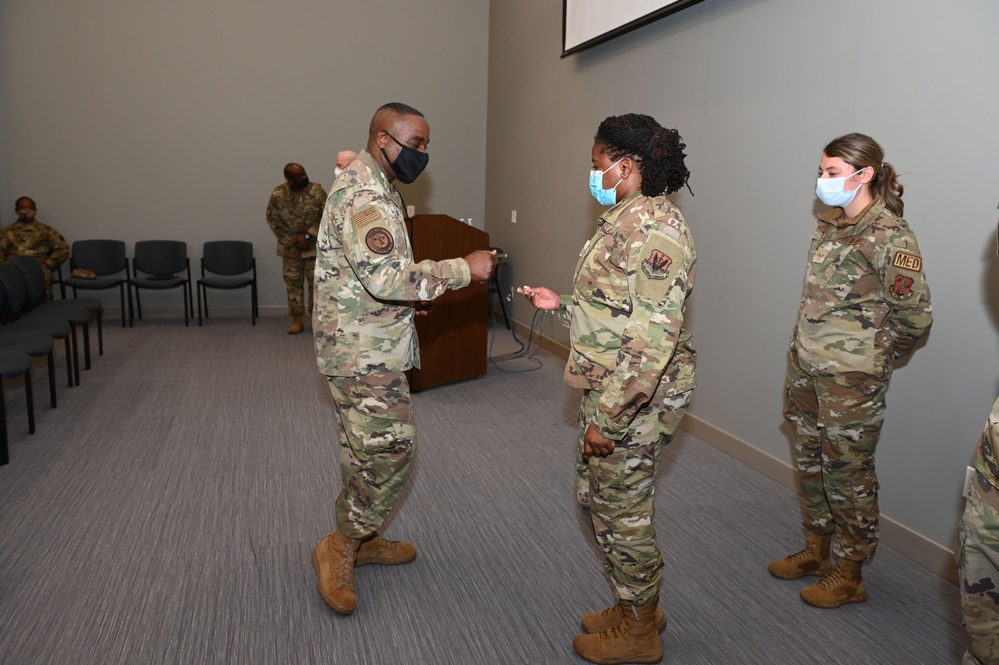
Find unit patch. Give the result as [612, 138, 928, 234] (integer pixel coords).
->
[352, 205, 383, 230]
[636, 230, 684, 304]
[365, 227, 394, 255]
[642, 249, 672, 280]
[892, 251, 922, 272]
[891, 275, 915, 300]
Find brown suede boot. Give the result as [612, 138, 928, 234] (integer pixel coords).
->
[768, 532, 833, 579]
[580, 602, 667, 634]
[355, 534, 417, 567]
[573, 599, 663, 664]
[311, 530, 359, 615]
[800, 558, 866, 608]
[287, 315, 304, 334]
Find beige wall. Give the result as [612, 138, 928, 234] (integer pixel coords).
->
[486, 0, 999, 553]
[0, 0, 489, 311]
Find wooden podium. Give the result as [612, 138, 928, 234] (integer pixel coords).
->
[406, 214, 490, 392]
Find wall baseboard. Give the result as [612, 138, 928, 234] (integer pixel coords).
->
[510, 316, 959, 585]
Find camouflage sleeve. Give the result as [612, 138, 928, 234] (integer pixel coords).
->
[46, 228, 69, 268]
[340, 194, 470, 301]
[309, 185, 328, 227]
[265, 193, 291, 245]
[558, 294, 572, 323]
[593, 227, 693, 439]
[879, 232, 932, 359]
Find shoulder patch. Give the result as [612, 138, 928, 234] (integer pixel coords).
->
[352, 205, 383, 230]
[891, 251, 922, 272]
[635, 230, 685, 304]
[365, 227, 394, 255]
[885, 248, 924, 302]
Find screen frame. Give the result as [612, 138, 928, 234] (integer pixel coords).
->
[562, 0, 708, 57]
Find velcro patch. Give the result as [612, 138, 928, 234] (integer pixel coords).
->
[365, 227, 394, 255]
[892, 251, 922, 272]
[636, 230, 684, 304]
[352, 205, 383, 230]
[890, 275, 915, 300]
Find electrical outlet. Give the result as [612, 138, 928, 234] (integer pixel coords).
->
[963, 465, 976, 498]
[511, 210, 517, 224]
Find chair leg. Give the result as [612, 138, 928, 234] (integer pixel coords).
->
[197, 284, 203, 326]
[64, 337, 73, 388]
[24, 369, 34, 435]
[135, 287, 143, 321]
[118, 284, 126, 328]
[82, 322, 91, 370]
[47, 352, 57, 409]
[69, 323, 80, 387]
[0, 381, 7, 465]
[127, 283, 134, 328]
[251, 284, 257, 325]
[97, 313, 104, 355]
[183, 286, 189, 327]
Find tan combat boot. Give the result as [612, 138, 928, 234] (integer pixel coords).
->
[355, 534, 417, 567]
[580, 602, 667, 634]
[573, 599, 663, 664]
[800, 558, 866, 608]
[287, 315, 304, 334]
[312, 530, 360, 615]
[768, 532, 832, 579]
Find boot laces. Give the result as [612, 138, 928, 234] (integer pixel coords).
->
[335, 540, 359, 589]
[816, 566, 847, 590]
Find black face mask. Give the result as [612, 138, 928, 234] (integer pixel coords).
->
[291, 176, 310, 190]
[382, 133, 429, 184]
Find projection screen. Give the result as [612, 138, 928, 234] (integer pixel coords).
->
[562, 0, 707, 56]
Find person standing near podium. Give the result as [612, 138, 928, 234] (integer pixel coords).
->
[310, 102, 497, 616]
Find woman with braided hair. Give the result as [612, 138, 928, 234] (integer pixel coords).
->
[520, 113, 696, 664]
[770, 133, 932, 609]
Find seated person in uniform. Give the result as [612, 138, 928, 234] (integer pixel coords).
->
[1, 197, 70, 301]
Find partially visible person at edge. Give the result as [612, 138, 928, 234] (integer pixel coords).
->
[330, 150, 357, 189]
[1, 197, 69, 301]
[769, 133, 932, 609]
[520, 113, 696, 665]
[956, 403, 999, 662]
[265, 163, 327, 334]
[310, 102, 497, 617]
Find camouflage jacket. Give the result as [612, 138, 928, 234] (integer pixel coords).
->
[0, 220, 69, 269]
[974, 397, 999, 496]
[559, 191, 696, 440]
[792, 198, 932, 379]
[265, 181, 327, 258]
[313, 150, 470, 377]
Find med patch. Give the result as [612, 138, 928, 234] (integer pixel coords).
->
[885, 248, 923, 301]
[637, 230, 684, 304]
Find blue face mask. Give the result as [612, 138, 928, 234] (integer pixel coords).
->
[815, 168, 863, 207]
[589, 158, 624, 206]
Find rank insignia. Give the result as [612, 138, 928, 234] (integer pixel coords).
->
[365, 227, 394, 255]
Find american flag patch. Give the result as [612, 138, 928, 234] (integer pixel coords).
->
[352, 206, 383, 229]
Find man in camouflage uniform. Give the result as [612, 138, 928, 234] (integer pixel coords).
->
[310, 103, 496, 616]
[957, 398, 999, 664]
[265, 163, 327, 334]
[772, 196, 932, 607]
[1, 197, 69, 301]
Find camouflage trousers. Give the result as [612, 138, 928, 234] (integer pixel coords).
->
[784, 360, 888, 561]
[327, 368, 415, 540]
[957, 472, 999, 665]
[282, 255, 315, 316]
[576, 385, 693, 606]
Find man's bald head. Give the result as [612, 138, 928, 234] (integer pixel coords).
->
[368, 103, 425, 141]
[336, 151, 357, 170]
[283, 163, 310, 190]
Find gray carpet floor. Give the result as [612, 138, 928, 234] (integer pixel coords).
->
[0, 314, 967, 664]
